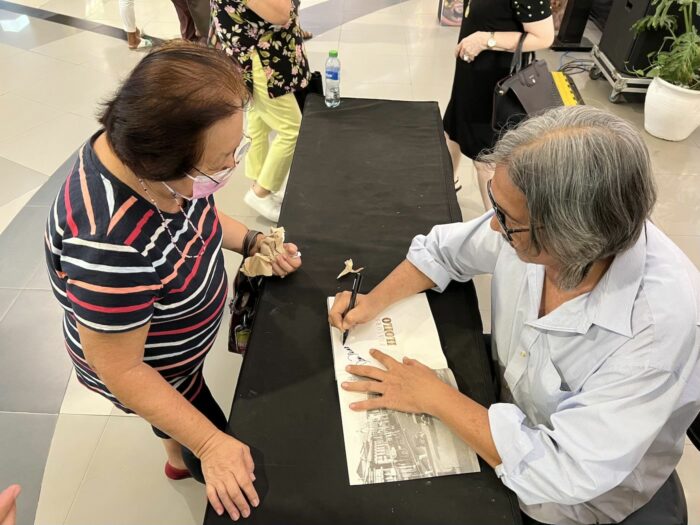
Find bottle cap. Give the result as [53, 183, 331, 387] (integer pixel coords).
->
[329, 50, 338, 58]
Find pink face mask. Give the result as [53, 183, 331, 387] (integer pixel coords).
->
[163, 135, 251, 201]
[162, 167, 234, 201]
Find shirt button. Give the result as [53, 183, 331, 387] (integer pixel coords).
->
[520, 351, 527, 357]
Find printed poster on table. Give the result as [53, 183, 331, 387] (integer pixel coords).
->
[327, 293, 480, 485]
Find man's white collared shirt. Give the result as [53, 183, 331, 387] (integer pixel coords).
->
[407, 211, 700, 525]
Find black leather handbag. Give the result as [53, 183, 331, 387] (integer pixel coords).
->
[228, 272, 263, 355]
[492, 32, 564, 132]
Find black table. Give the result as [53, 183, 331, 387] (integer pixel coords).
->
[204, 96, 522, 525]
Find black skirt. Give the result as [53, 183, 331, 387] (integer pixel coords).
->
[443, 50, 514, 159]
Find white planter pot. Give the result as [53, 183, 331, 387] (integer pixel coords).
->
[644, 77, 700, 141]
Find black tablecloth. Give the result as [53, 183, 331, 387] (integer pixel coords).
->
[204, 96, 522, 525]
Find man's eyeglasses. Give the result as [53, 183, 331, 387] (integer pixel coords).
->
[487, 179, 530, 243]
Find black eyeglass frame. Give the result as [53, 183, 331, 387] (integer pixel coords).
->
[486, 178, 531, 243]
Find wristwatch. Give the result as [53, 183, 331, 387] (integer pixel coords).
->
[486, 31, 497, 49]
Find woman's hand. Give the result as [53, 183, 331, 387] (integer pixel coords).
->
[199, 431, 258, 521]
[342, 349, 450, 415]
[328, 292, 384, 332]
[270, 242, 302, 278]
[455, 32, 488, 62]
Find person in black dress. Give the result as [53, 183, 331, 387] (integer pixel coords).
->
[443, 0, 554, 206]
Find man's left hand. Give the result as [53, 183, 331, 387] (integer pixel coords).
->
[342, 349, 448, 415]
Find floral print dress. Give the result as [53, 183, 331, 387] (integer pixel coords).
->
[210, 0, 311, 98]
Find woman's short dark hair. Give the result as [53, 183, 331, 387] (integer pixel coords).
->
[99, 40, 250, 182]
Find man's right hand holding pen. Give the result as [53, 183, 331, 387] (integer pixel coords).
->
[329, 292, 381, 333]
[329, 260, 438, 333]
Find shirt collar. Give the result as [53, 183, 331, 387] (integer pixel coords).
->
[525, 225, 647, 337]
[587, 226, 647, 337]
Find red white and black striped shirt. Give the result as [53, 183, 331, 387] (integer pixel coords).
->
[45, 132, 227, 411]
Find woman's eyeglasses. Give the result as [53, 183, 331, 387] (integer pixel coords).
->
[192, 134, 252, 184]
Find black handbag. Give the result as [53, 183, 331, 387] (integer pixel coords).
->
[492, 32, 564, 132]
[228, 271, 263, 355]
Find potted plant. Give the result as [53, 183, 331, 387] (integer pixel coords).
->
[632, 0, 700, 141]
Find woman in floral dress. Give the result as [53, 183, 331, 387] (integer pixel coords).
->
[211, 0, 311, 222]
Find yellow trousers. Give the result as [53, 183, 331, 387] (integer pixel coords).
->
[246, 51, 302, 192]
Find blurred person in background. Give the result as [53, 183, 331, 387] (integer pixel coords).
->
[444, 0, 554, 206]
[211, 0, 310, 222]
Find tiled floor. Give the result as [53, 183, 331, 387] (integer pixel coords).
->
[0, 0, 698, 524]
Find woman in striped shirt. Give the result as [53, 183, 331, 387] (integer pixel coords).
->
[44, 41, 301, 522]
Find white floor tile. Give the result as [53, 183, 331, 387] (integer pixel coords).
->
[38, 0, 108, 19]
[303, 26, 341, 45]
[0, 92, 64, 143]
[653, 170, 700, 237]
[305, 49, 331, 74]
[339, 21, 409, 53]
[135, 20, 182, 40]
[0, 112, 97, 175]
[0, 41, 23, 61]
[64, 416, 207, 525]
[342, 81, 412, 101]
[18, 61, 122, 118]
[299, 0, 330, 8]
[669, 236, 700, 270]
[405, 24, 460, 57]
[339, 32, 408, 57]
[11, 0, 52, 8]
[340, 49, 412, 85]
[0, 186, 41, 235]
[35, 414, 109, 525]
[400, 0, 443, 14]
[677, 443, 700, 525]
[32, 30, 138, 68]
[0, 48, 77, 96]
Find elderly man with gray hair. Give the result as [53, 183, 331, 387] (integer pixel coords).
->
[329, 106, 700, 525]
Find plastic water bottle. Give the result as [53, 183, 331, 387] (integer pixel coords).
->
[325, 50, 341, 108]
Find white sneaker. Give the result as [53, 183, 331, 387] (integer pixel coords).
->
[270, 191, 285, 205]
[244, 189, 281, 222]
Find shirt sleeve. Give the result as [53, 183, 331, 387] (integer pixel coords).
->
[488, 326, 683, 506]
[406, 210, 505, 292]
[60, 236, 162, 333]
[512, 0, 552, 23]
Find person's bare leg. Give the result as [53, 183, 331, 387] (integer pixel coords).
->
[445, 134, 464, 191]
[474, 160, 495, 211]
[445, 133, 462, 175]
[162, 438, 187, 469]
